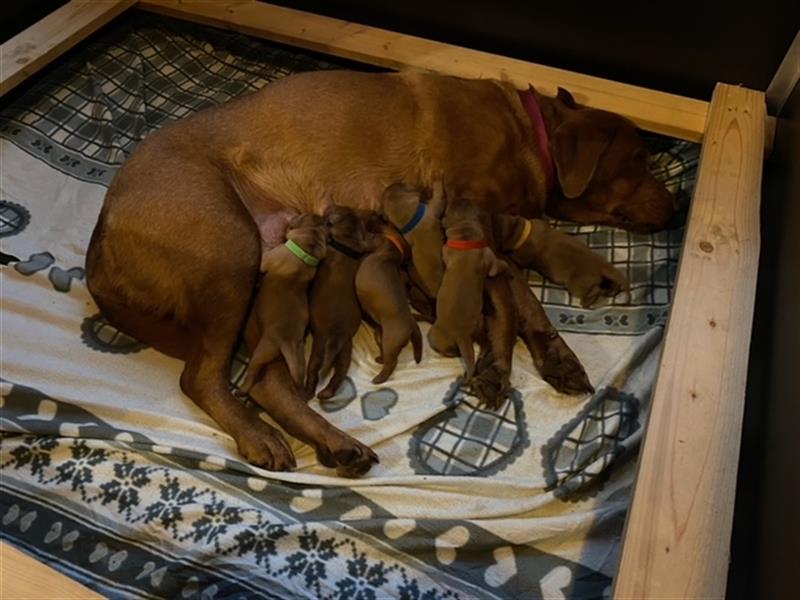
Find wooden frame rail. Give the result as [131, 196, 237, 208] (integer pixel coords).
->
[614, 83, 765, 599]
[136, 0, 708, 142]
[0, 0, 136, 97]
[0, 2, 768, 599]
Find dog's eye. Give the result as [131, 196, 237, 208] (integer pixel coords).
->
[632, 149, 647, 162]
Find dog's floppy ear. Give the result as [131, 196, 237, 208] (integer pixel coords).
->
[551, 121, 613, 199]
[557, 87, 578, 109]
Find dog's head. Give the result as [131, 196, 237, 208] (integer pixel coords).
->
[381, 182, 446, 297]
[443, 198, 508, 278]
[323, 204, 379, 254]
[545, 89, 678, 233]
[286, 213, 327, 260]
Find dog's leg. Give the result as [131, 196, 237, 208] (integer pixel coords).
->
[240, 337, 279, 395]
[249, 360, 379, 477]
[518, 221, 628, 307]
[372, 323, 404, 384]
[371, 324, 383, 363]
[407, 282, 436, 322]
[318, 339, 353, 400]
[457, 335, 476, 381]
[181, 342, 296, 470]
[92, 286, 296, 470]
[471, 275, 516, 409]
[507, 262, 593, 395]
[410, 322, 423, 363]
[305, 334, 324, 398]
[282, 340, 307, 391]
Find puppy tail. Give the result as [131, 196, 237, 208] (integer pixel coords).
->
[411, 322, 423, 363]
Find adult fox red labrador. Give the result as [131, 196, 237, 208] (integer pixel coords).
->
[85, 70, 676, 475]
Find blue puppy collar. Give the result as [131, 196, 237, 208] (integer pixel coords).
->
[399, 203, 426, 234]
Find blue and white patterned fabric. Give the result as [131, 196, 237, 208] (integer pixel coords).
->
[0, 12, 698, 599]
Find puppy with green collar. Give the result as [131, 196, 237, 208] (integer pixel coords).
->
[240, 214, 326, 394]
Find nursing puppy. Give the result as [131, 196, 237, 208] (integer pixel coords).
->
[428, 199, 507, 380]
[240, 214, 326, 393]
[470, 274, 518, 408]
[356, 224, 423, 383]
[382, 182, 446, 299]
[306, 205, 377, 400]
[492, 215, 629, 308]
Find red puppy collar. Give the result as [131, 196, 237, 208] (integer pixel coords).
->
[446, 239, 490, 250]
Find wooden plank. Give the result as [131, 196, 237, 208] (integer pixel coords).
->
[0, 0, 136, 97]
[613, 83, 766, 599]
[137, 0, 708, 142]
[766, 28, 800, 114]
[0, 542, 101, 599]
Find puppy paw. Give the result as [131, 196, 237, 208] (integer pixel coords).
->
[469, 353, 509, 410]
[236, 424, 297, 471]
[578, 267, 629, 308]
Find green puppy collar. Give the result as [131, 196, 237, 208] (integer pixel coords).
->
[284, 239, 320, 267]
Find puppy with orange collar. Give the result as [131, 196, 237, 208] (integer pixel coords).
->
[355, 224, 423, 383]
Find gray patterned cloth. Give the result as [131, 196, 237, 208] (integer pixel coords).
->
[0, 12, 698, 599]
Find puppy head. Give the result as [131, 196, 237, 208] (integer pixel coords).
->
[324, 204, 378, 254]
[382, 183, 446, 297]
[442, 197, 487, 240]
[286, 213, 327, 260]
[545, 89, 677, 233]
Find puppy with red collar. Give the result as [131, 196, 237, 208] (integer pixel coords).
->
[428, 198, 508, 380]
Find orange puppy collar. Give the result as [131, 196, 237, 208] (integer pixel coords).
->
[446, 239, 490, 250]
[511, 219, 532, 250]
[384, 232, 406, 259]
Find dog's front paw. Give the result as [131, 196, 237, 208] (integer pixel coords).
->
[236, 424, 297, 471]
[537, 335, 594, 395]
[314, 432, 379, 478]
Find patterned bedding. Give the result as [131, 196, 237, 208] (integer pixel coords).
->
[0, 13, 698, 599]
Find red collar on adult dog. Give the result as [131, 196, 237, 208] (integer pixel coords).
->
[446, 239, 490, 250]
[518, 85, 555, 193]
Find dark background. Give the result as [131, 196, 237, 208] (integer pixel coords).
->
[3, 2, 799, 599]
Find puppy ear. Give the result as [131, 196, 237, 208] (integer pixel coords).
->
[551, 121, 613, 199]
[484, 249, 510, 278]
[557, 87, 578, 109]
[324, 204, 343, 225]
